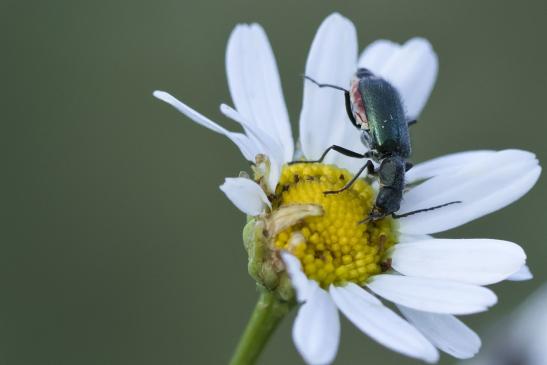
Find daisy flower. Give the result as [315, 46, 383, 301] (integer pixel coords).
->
[154, 13, 541, 365]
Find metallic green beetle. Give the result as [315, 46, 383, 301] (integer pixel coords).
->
[304, 68, 459, 222]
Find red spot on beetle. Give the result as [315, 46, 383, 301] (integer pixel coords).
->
[350, 77, 369, 129]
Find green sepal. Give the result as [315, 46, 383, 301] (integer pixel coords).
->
[243, 217, 295, 303]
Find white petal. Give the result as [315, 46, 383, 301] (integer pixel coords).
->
[299, 13, 364, 173]
[153, 90, 258, 161]
[221, 104, 285, 163]
[330, 284, 438, 363]
[398, 233, 433, 243]
[358, 40, 400, 73]
[221, 104, 283, 191]
[398, 305, 481, 359]
[226, 23, 294, 162]
[367, 275, 497, 315]
[506, 264, 533, 281]
[406, 150, 495, 183]
[281, 252, 314, 302]
[360, 38, 438, 120]
[391, 239, 526, 285]
[399, 149, 541, 234]
[293, 284, 340, 365]
[219, 177, 270, 216]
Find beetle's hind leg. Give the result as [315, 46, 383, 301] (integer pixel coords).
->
[288, 145, 366, 165]
[323, 160, 376, 195]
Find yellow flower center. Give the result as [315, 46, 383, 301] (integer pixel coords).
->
[273, 163, 397, 288]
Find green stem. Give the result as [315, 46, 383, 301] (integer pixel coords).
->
[228, 289, 295, 365]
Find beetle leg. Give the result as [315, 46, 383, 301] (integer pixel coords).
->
[407, 119, 418, 127]
[359, 212, 386, 224]
[304, 75, 348, 92]
[289, 145, 366, 165]
[323, 160, 376, 195]
[405, 161, 413, 171]
[344, 91, 360, 129]
[391, 201, 462, 219]
[303, 75, 359, 129]
[363, 150, 377, 158]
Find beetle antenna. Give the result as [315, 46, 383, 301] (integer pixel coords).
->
[391, 201, 462, 219]
[303, 75, 349, 92]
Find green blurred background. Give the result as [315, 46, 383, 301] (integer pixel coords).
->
[3, 1, 546, 364]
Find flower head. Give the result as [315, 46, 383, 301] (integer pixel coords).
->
[154, 13, 540, 365]
[273, 163, 397, 288]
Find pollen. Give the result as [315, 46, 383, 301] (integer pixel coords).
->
[273, 163, 397, 288]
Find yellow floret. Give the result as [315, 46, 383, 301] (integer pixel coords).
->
[274, 163, 397, 288]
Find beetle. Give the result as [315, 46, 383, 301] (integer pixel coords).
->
[302, 68, 460, 222]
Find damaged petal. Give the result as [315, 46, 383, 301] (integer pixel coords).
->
[265, 204, 324, 238]
[252, 154, 271, 192]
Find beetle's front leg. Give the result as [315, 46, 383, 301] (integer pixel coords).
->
[361, 131, 374, 150]
[289, 145, 366, 165]
[323, 160, 376, 195]
[363, 150, 381, 161]
[344, 91, 360, 129]
[405, 161, 413, 171]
